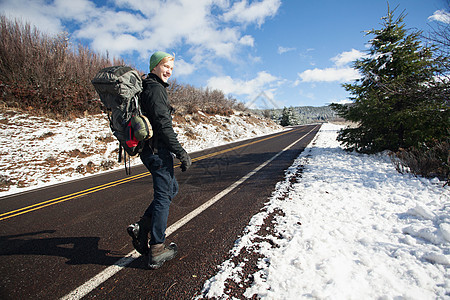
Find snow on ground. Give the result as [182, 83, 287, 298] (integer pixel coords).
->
[2, 110, 448, 299]
[174, 111, 281, 153]
[200, 123, 449, 299]
[0, 109, 281, 196]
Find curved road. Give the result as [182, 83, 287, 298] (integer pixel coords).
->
[0, 124, 320, 299]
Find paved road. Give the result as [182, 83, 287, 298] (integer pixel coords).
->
[0, 124, 320, 299]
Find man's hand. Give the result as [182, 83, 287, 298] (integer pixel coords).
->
[178, 150, 192, 172]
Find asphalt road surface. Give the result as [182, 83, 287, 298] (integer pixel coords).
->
[0, 124, 320, 299]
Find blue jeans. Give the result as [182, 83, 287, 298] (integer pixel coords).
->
[140, 144, 179, 245]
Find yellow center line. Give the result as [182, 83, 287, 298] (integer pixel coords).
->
[0, 172, 151, 221]
[0, 127, 310, 221]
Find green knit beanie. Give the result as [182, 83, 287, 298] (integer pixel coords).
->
[149, 51, 172, 72]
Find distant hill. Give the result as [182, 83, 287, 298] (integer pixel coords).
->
[251, 106, 338, 125]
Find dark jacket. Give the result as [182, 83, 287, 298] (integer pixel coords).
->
[140, 73, 184, 157]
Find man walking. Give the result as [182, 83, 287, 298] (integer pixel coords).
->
[127, 51, 192, 269]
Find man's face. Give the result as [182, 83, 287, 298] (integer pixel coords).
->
[152, 59, 174, 83]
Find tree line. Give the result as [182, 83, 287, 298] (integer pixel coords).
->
[252, 106, 337, 126]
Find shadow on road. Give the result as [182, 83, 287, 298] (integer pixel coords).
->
[0, 230, 146, 269]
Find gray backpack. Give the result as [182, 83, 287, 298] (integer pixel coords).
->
[92, 66, 152, 173]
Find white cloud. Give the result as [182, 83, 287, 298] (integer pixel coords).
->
[53, 0, 97, 22]
[428, 9, 450, 24]
[0, 0, 64, 34]
[173, 58, 196, 77]
[222, 0, 281, 27]
[90, 33, 143, 56]
[248, 54, 262, 63]
[299, 67, 360, 83]
[74, 10, 148, 39]
[331, 49, 365, 67]
[239, 35, 255, 47]
[207, 71, 279, 97]
[278, 46, 296, 55]
[298, 49, 363, 83]
[0, 0, 278, 65]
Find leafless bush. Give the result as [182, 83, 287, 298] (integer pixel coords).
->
[390, 138, 449, 183]
[168, 78, 245, 116]
[0, 16, 123, 118]
[0, 15, 246, 119]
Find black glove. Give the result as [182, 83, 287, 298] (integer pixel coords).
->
[178, 150, 192, 172]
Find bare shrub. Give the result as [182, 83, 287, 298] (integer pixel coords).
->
[168, 78, 245, 116]
[0, 16, 124, 118]
[0, 174, 12, 190]
[101, 159, 116, 170]
[390, 138, 449, 183]
[0, 15, 247, 119]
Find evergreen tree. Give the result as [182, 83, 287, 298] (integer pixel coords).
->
[288, 106, 300, 125]
[331, 6, 449, 154]
[280, 106, 300, 126]
[280, 107, 291, 126]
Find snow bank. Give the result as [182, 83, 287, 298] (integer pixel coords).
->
[200, 123, 449, 299]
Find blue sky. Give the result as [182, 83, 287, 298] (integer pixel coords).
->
[1, 0, 449, 108]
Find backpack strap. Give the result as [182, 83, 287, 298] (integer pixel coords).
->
[118, 143, 123, 163]
[118, 143, 132, 175]
[134, 94, 142, 115]
[124, 152, 131, 175]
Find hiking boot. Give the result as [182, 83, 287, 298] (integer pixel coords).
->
[148, 242, 178, 269]
[127, 215, 151, 255]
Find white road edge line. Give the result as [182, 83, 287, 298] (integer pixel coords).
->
[60, 126, 317, 300]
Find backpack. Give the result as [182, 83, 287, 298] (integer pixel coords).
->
[91, 66, 152, 174]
